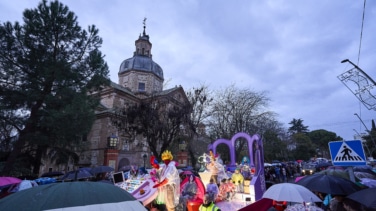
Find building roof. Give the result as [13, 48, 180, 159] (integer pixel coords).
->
[119, 55, 163, 79]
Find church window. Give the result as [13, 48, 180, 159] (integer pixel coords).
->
[138, 82, 145, 91]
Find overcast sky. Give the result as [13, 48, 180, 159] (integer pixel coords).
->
[1, 0, 375, 141]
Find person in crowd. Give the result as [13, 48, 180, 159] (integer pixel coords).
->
[318, 192, 331, 211]
[231, 169, 244, 193]
[206, 156, 219, 184]
[217, 178, 229, 202]
[151, 150, 180, 211]
[226, 178, 236, 200]
[199, 193, 221, 211]
[206, 178, 219, 203]
[274, 165, 281, 182]
[342, 198, 366, 211]
[273, 200, 287, 211]
[272, 200, 287, 211]
[281, 166, 287, 182]
[180, 175, 198, 211]
[329, 195, 345, 211]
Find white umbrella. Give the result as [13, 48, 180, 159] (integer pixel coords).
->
[263, 183, 322, 203]
[10, 180, 38, 192]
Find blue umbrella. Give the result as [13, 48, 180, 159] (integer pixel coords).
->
[90, 165, 114, 174]
[60, 169, 93, 181]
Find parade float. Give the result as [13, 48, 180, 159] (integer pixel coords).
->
[113, 171, 158, 206]
[202, 132, 266, 202]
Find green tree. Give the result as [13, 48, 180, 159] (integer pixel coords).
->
[291, 133, 315, 161]
[308, 129, 342, 159]
[263, 129, 287, 162]
[361, 119, 376, 158]
[0, 0, 109, 176]
[288, 118, 309, 134]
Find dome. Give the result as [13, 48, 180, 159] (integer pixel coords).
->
[119, 55, 164, 80]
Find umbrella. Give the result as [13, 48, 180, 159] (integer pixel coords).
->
[359, 178, 376, 188]
[41, 171, 64, 177]
[296, 173, 361, 195]
[317, 169, 350, 180]
[346, 188, 376, 208]
[9, 180, 38, 192]
[263, 183, 322, 203]
[0, 182, 147, 211]
[285, 203, 324, 211]
[0, 177, 22, 188]
[327, 166, 344, 170]
[295, 176, 305, 183]
[354, 172, 376, 180]
[90, 165, 114, 174]
[60, 169, 94, 181]
[238, 198, 273, 211]
[315, 162, 332, 169]
[353, 167, 376, 178]
[264, 163, 273, 167]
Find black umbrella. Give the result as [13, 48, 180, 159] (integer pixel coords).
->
[90, 165, 114, 174]
[41, 171, 64, 177]
[354, 166, 376, 176]
[315, 162, 332, 169]
[60, 169, 94, 181]
[347, 188, 376, 208]
[296, 173, 361, 195]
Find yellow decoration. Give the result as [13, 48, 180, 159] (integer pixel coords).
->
[161, 150, 173, 161]
[210, 150, 216, 161]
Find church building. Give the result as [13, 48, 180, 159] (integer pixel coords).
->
[72, 24, 190, 172]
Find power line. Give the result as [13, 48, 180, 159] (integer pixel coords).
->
[357, 0, 366, 65]
[309, 119, 372, 128]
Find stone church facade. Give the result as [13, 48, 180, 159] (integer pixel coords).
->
[52, 25, 190, 173]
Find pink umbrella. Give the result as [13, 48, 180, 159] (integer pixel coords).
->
[0, 177, 22, 188]
[295, 176, 305, 183]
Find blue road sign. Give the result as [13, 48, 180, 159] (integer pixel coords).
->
[328, 140, 366, 166]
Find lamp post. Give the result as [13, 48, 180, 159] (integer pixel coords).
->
[105, 134, 119, 169]
[341, 59, 376, 85]
[354, 113, 376, 157]
[107, 134, 118, 149]
[143, 154, 147, 168]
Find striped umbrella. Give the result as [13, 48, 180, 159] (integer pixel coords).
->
[0, 182, 147, 211]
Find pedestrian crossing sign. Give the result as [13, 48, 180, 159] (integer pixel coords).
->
[329, 140, 366, 166]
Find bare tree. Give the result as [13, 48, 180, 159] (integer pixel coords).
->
[207, 85, 276, 161]
[112, 95, 192, 159]
[208, 85, 274, 138]
[185, 85, 213, 168]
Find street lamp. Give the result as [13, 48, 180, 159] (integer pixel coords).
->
[354, 113, 376, 157]
[341, 59, 376, 86]
[142, 154, 147, 168]
[107, 134, 118, 149]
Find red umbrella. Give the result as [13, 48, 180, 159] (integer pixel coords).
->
[0, 177, 22, 188]
[238, 198, 273, 211]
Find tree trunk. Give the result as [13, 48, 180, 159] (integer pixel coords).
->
[32, 146, 46, 176]
[0, 137, 25, 176]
